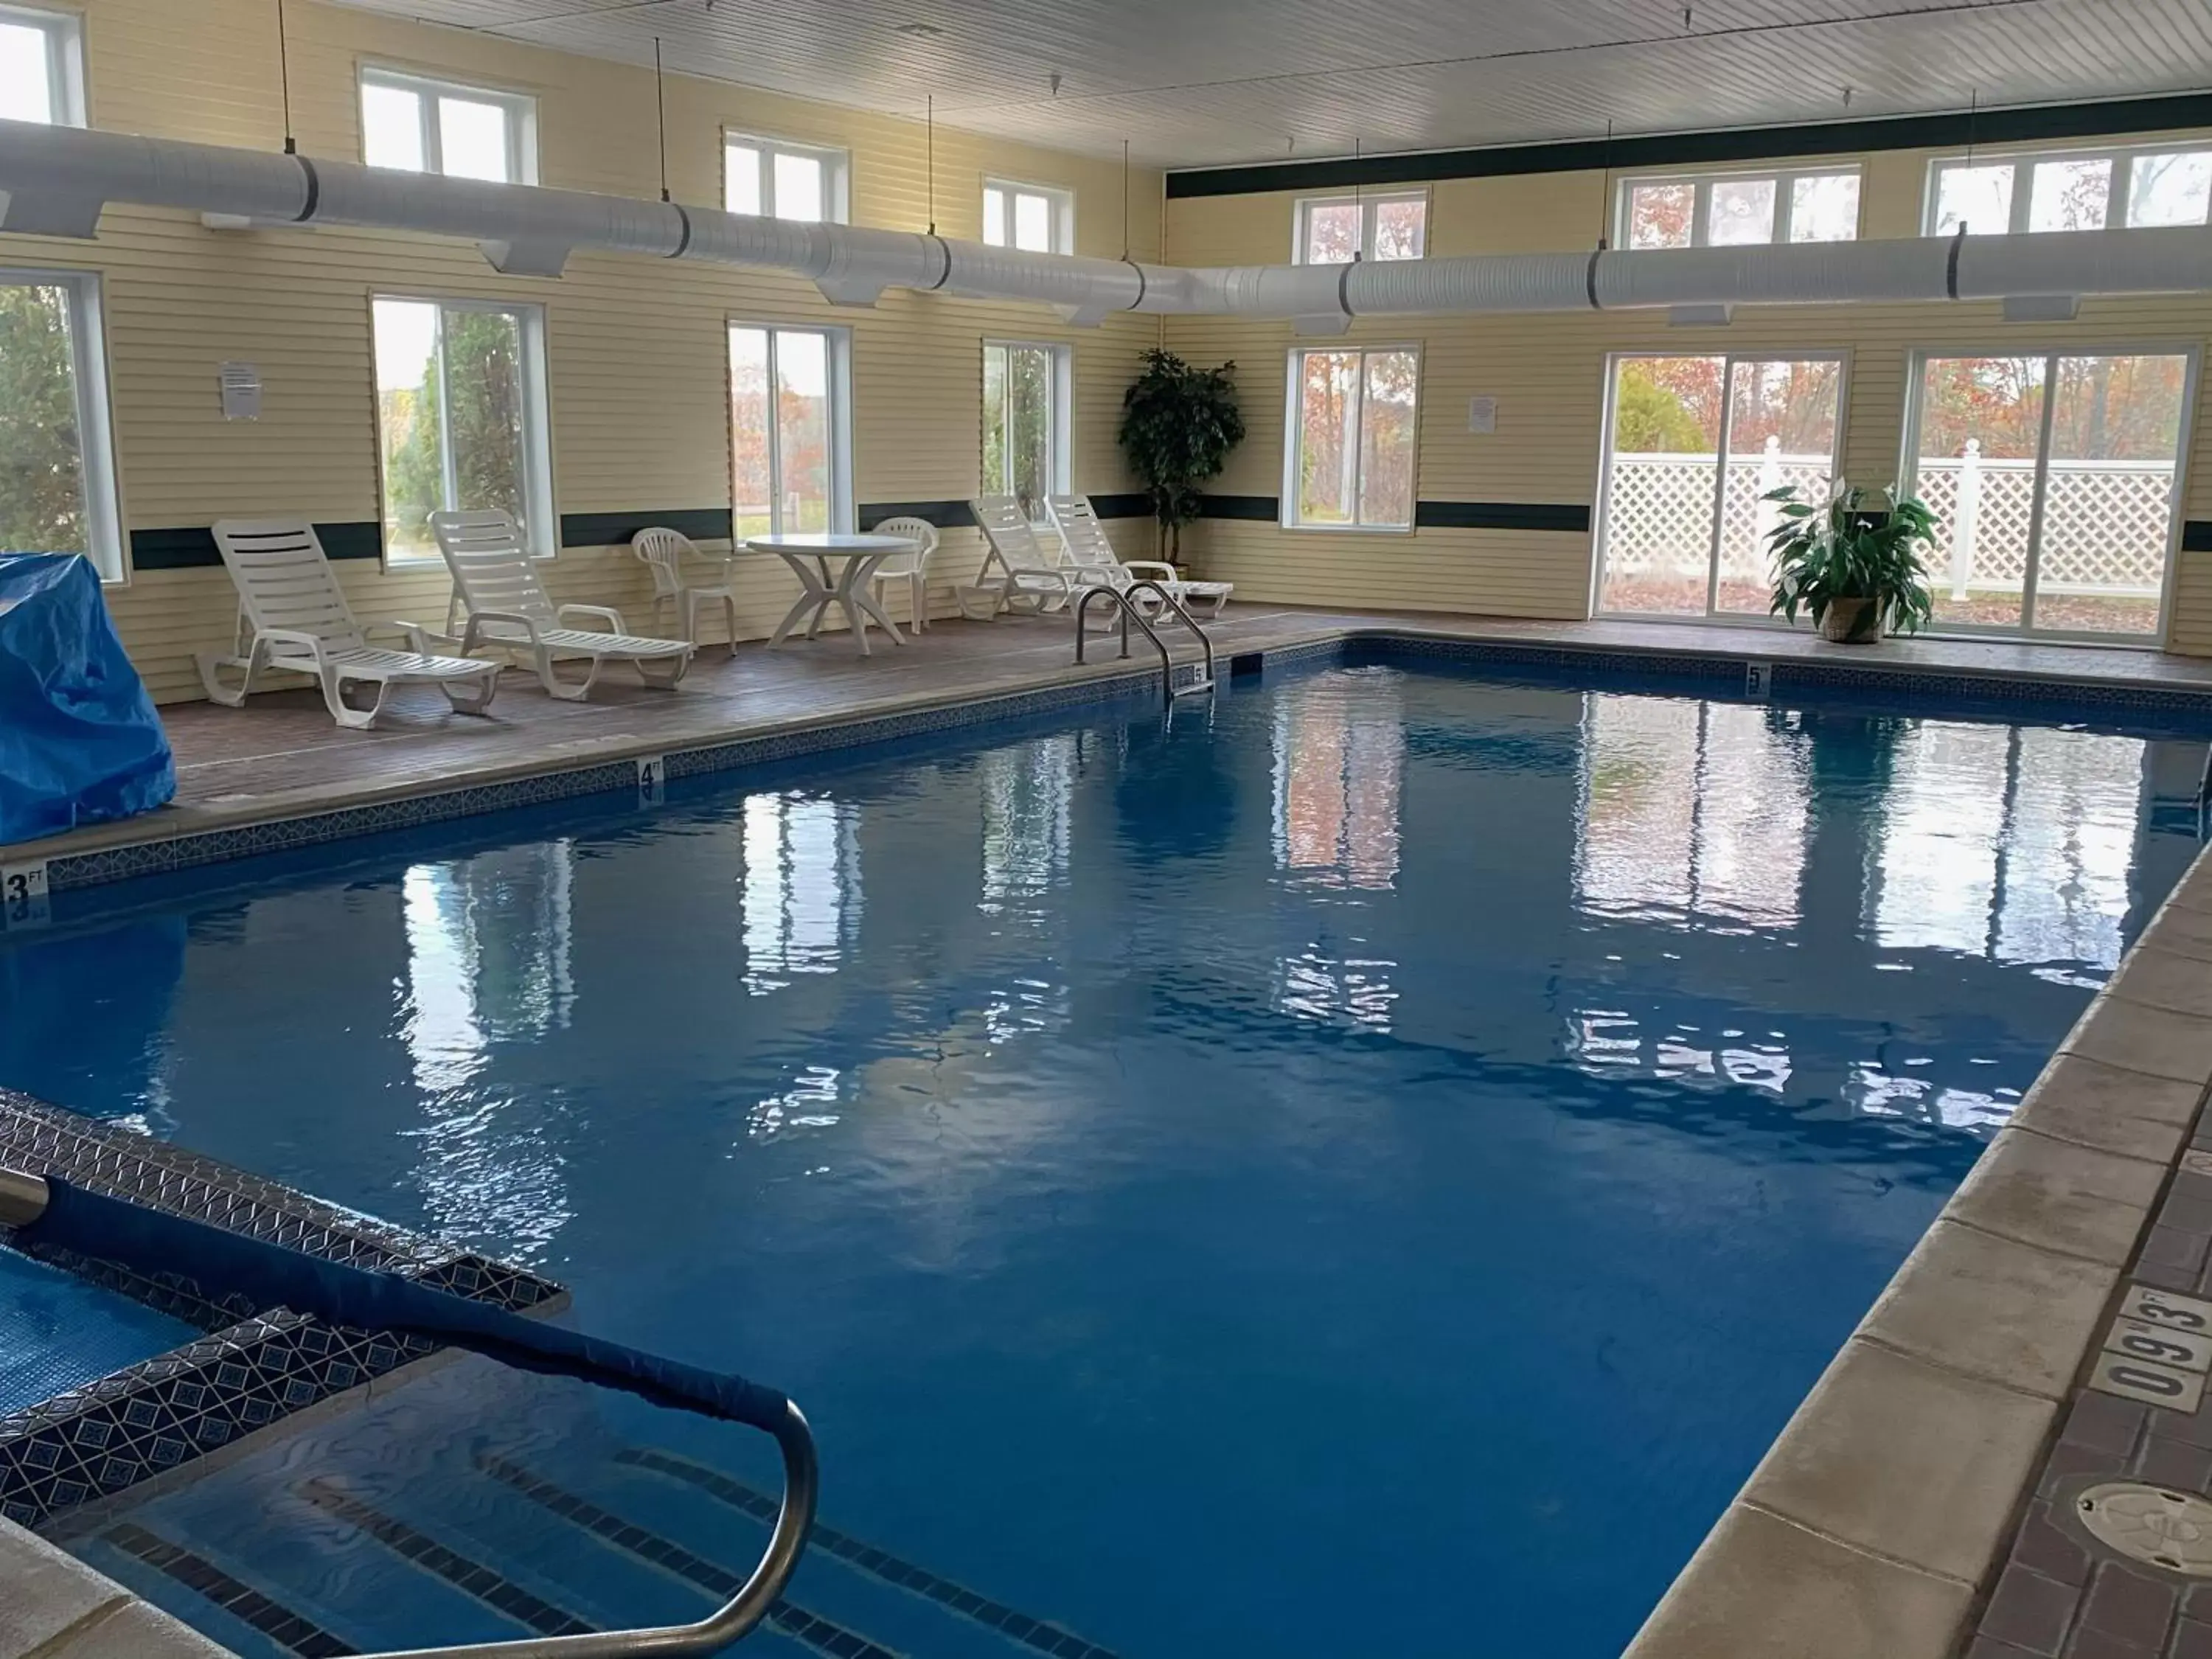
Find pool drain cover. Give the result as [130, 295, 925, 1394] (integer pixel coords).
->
[2078, 1483, 2212, 1573]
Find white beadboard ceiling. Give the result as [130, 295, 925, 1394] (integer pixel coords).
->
[329, 0, 2212, 170]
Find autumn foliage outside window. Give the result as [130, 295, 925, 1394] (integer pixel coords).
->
[1287, 347, 1419, 530]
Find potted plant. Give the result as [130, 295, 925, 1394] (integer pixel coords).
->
[1118, 349, 1245, 566]
[1764, 482, 1938, 643]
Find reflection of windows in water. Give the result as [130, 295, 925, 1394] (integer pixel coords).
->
[981, 736, 1074, 914]
[1848, 1063, 2017, 1135]
[1568, 1009, 1793, 1093]
[1869, 722, 2143, 970]
[1271, 671, 1404, 891]
[1576, 698, 1809, 928]
[742, 793, 860, 992]
[399, 841, 575, 1257]
[402, 841, 574, 1091]
[1277, 946, 1397, 1032]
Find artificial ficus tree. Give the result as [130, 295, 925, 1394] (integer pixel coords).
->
[1118, 349, 1245, 563]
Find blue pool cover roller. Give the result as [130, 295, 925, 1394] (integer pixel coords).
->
[17, 1177, 793, 1434]
[0, 553, 174, 845]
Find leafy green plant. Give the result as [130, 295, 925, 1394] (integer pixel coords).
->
[1764, 481, 1938, 641]
[1118, 349, 1245, 561]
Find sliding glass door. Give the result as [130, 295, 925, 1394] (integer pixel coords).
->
[1595, 353, 1846, 619]
[1905, 350, 2194, 639]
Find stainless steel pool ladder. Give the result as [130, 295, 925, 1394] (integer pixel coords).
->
[1073, 580, 1216, 709]
[0, 1166, 816, 1659]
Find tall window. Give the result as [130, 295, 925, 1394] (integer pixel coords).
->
[725, 134, 849, 223]
[0, 273, 122, 579]
[981, 341, 1068, 522]
[1293, 192, 1427, 264]
[1620, 167, 1861, 248]
[360, 68, 536, 184]
[982, 180, 1073, 254]
[1594, 353, 1845, 618]
[1904, 349, 2195, 637]
[729, 323, 852, 539]
[1927, 144, 2212, 234]
[1284, 347, 1419, 531]
[0, 4, 83, 126]
[371, 297, 554, 560]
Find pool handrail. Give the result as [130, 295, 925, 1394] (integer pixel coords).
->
[1074, 581, 1215, 709]
[0, 1166, 817, 1658]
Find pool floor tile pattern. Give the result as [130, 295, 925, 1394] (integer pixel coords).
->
[104, 1523, 355, 1658]
[1973, 1116, 2212, 1657]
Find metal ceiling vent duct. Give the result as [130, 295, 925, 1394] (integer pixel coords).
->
[0, 119, 2208, 326]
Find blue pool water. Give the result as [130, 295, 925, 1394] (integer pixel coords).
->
[0, 1245, 195, 1414]
[7, 656, 2208, 1658]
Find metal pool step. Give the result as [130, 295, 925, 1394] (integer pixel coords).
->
[88, 1439, 1117, 1659]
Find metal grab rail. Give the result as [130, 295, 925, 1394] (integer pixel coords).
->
[1073, 580, 1216, 709]
[0, 1168, 816, 1659]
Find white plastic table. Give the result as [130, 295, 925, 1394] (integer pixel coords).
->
[745, 532, 919, 657]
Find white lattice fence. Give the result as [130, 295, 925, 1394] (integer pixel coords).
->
[1605, 452, 2177, 597]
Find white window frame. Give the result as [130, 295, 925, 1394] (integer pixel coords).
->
[0, 4, 85, 127]
[369, 293, 557, 565]
[0, 267, 124, 580]
[1922, 140, 2212, 234]
[981, 338, 1072, 522]
[1615, 164, 1863, 248]
[727, 320, 856, 537]
[1290, 189, 1430, 264]
[359, 65, 538, 184]
[723, 131, 851, 223]
[1590, 349, 1851, 625]
[1896, 341, 2202, 644]
[981, 178, 1074, 254]
[1281, 342, 1423, 535]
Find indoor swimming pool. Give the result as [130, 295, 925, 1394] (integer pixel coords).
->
[4, 653, 2205, 1658]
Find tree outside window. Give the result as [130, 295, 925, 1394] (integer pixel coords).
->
[1289, 347, 1418, 529]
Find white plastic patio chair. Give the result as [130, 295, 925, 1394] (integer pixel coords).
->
[958, 496, 1078, 620]
[198, 518, 500, 729]
[431, 509, 694, 701]
[633, 525, 740, 654]
[866, 515, 939, 633]
[1048, 495, 1233, 619]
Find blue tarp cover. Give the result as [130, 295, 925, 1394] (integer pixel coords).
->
[0, 552, 174, 845]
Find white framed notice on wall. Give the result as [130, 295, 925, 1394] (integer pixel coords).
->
[1467, 396, 1498, 434]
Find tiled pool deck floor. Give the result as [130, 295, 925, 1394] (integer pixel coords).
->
[13, 605, 2212, 1658]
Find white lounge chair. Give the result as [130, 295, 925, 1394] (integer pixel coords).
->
[431, 509, 694, 701]
[633, 525, 740, 654]
[957, 496, 1078, 620]
[867, 515, 939, 633]
[198, 518, 500, 729]
[1048, 495, 1233, 619]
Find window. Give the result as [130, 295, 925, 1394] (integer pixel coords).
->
[982, 179, 1072, 254]
[724, 133, 849, 223]
[1594, 353, 1845, 618]
[729, 323, 852, 539]
[1927, 143, 2212, 234]
[1284, 346, 1420, 531]
[371, 296, 554, 561]
[360, 67, 536, 184]
[1293, 192, 1427, 264]
[0, 272, 122, 579]
[1903, 349, 2195, 637]
[981, 341, 1069, 523]
[1620, 167, 1861, 248]
[0, 5, 83, 126]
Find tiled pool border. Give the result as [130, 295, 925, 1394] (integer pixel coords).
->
[0, 1091, 563, 1533]
[15, 627, 2212, 902]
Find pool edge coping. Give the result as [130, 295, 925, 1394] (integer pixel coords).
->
[1622, 845, 2212, 1659]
